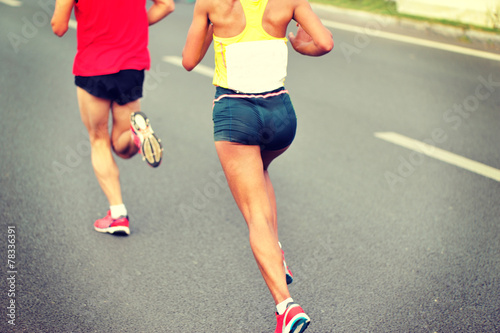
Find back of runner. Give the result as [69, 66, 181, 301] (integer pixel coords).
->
[51, 0, 174, 235]
[182, 0, 333, 331]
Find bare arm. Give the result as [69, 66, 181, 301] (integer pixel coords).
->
[289, 0, 333, 56]
[51, 0, 74, 37]
[148, 0, 175, 26]
[182, 0, 213, 71]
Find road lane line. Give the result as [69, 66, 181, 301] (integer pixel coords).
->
[322, 20, 500, 62]
[0, 0, 22, 7]
[375, 132, 500, 182]
[162, 56, 213, 78]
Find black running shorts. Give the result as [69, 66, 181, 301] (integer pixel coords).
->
[75, 69, 145, 105]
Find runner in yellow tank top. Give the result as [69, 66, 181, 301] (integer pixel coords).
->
[212, 0, 288, 92]
[182, 0, 333, 332]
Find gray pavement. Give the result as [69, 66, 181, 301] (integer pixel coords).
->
[1, 1, 499, 332]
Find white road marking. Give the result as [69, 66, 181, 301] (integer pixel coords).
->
[0, 0, 22, 7]
[162, 56, 213, 78]
[322, 20, 500, 62]
[375, 132, 500, 182]
[2, 0, 498, 63]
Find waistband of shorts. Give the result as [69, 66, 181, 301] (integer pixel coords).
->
[214, 86, 288, 103]
[75, 69, 145, 79]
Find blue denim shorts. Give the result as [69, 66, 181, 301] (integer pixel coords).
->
[75, 69, 144, 105]
[212, 87, 297, 151]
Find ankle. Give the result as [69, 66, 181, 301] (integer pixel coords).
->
[110, 204, 127, 219]
[276, 297, 293, 315]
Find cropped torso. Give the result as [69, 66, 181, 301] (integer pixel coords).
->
[212, 0, 288, 93]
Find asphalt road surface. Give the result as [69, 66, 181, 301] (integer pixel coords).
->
[1, 1, 499, 332]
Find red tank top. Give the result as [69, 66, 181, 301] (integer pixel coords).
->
[73, 0, 150, 76]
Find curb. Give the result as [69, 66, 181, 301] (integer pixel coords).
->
[311, 3, 500, 45]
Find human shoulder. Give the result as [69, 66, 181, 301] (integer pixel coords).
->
[289, 0, 321, 21]
[268, 0, 307, 10]
[265, 0, 308, 21]
[194, 0, 220, 14]
[203, 0, 244, 28]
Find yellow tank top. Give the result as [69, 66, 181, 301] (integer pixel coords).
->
[213, 0, 288, 93]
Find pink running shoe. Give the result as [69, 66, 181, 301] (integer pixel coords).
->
[130, 111, 163, 168]
[94, 211, 130, 235]
[279, 242, 294, 285]
[275, 302, 310, 333]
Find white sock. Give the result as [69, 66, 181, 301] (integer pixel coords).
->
[110, 204, 127, 219]
[276, 298, 294, 315]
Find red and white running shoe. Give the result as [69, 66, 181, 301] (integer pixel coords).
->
[130, 111, 163, 168]
[275, 302, 310, 333]
[94, 211, 130, 235]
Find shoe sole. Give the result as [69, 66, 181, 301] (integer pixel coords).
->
[283, 308, 310, 333]
[290, 318, 310, 333]
[94, 226, 130, 235]
[131, 112, 163, 168]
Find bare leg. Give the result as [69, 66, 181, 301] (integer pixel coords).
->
[77, 87, 122, 206]
[215, 141, 291, 304]
[262, 147, 289, 240]
[110, 100, 140, 159]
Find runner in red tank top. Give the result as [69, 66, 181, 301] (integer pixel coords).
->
[72, 0, 151, 76]
[51, 0, 174, 235]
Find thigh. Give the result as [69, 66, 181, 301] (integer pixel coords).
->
[111, 99, 141, 144]
[76, 87, 112, 138]
[261, 145, 290, 170]
[110, 70, 144, 143]
[215, 142, 271, 220]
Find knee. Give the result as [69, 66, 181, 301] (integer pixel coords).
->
[88, 131, 111, 148]
[246, 211, 274, 230]
[87, 123, 109, 141]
